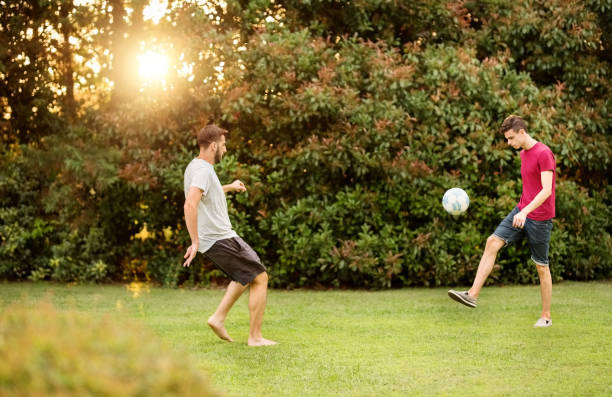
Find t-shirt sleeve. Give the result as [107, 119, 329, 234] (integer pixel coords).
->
[190, 167, 211, 195]
[538, 149, 556, 172]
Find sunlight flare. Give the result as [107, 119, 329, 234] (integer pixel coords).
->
[138, 51, 168, 82]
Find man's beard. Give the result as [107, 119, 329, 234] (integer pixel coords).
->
[214, 148, 223, 163]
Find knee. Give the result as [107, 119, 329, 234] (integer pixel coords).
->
[485, 235, 504, 251]
[536, 265, 550, 276]
[252, 271, 268, 285]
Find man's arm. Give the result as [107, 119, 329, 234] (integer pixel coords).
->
[513, 170, 553, 228]
[222, 179, 247, 193]
[183, 186, 203, 267]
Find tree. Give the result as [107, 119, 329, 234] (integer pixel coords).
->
[0, 0, 63, 144]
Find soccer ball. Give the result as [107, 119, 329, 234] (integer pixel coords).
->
[442, 188, 469, 215]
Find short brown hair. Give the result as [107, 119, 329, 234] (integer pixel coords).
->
[499, 115, 527, 134]
[197, 124, 228, 149]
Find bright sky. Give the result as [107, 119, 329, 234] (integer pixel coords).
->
[143, 0, 168, 24]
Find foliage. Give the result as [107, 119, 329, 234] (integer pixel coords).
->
[0, 145, 54, 280]
[0, 0, 610, 287]
[467, 0, 610, 101]
[218, 29, 610, 287]
[0, 302, 219, 396]
[0, 0, 67, 144]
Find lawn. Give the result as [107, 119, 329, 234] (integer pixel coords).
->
[1, 281, 610, 396]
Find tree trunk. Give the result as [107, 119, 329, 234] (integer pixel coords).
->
[60, 0, 76, 122]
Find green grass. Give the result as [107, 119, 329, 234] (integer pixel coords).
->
[1, 281, 611, 396]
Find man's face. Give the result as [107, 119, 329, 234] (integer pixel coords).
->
[213, 135, 227, 164]
[504, 129, 524, 149]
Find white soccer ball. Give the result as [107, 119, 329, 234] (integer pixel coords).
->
[442, 188, 470, 215]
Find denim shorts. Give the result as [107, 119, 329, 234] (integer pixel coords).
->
[493, 206, 553, 266]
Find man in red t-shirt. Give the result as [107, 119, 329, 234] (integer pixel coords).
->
[448, 115, 556, 328]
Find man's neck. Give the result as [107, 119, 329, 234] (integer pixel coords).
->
[197, 151, 215, 165]
[523, 137, 538, 151]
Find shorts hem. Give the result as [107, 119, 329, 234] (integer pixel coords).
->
[237, 269, 266, 286]
[531, 257, 549, 266]
[492, 233, 509, 246]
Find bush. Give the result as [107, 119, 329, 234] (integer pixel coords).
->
[0, 303, 220, 397]
[0, 148, 56, 280]
[216, 29, 610, 288]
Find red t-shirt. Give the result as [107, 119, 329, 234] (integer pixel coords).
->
[518, 142, 556, 220]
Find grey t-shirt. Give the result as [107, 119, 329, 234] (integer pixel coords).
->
[183, 159, 237, 253]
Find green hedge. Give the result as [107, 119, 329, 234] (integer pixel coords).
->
[215, 30, 611, 287]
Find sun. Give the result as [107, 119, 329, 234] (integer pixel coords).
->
[138, 51, 169, 82]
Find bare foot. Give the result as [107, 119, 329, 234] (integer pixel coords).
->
[207, 317, 233, 342]
[248, 337, 278, 347]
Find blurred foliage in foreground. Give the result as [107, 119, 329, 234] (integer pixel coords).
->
[0, 302, 219, 396]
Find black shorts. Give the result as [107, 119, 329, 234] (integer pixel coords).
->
[204, 237, 267, 285]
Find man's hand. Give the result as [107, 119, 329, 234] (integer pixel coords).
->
[512, 211, 528, 228]
[183, 243, 198, 267]
[227, 180, 246, 193]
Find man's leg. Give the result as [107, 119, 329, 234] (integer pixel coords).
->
[247, 272, 277, 346]
[524, 218, 553, 326]
[468, 235, 505, 298]
[208, 281, 248, 342]
[536, 264, 552, 320]
[450, 208, 521, 307]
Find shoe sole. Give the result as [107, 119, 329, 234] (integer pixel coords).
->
[448, 290, 476, 308]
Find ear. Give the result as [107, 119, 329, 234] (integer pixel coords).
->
[518, 128, 527, 135]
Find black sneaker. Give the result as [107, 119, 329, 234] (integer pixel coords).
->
[447, 290, 477, 308]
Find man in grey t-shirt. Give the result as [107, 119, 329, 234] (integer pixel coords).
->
[183, 124, 276, 346]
